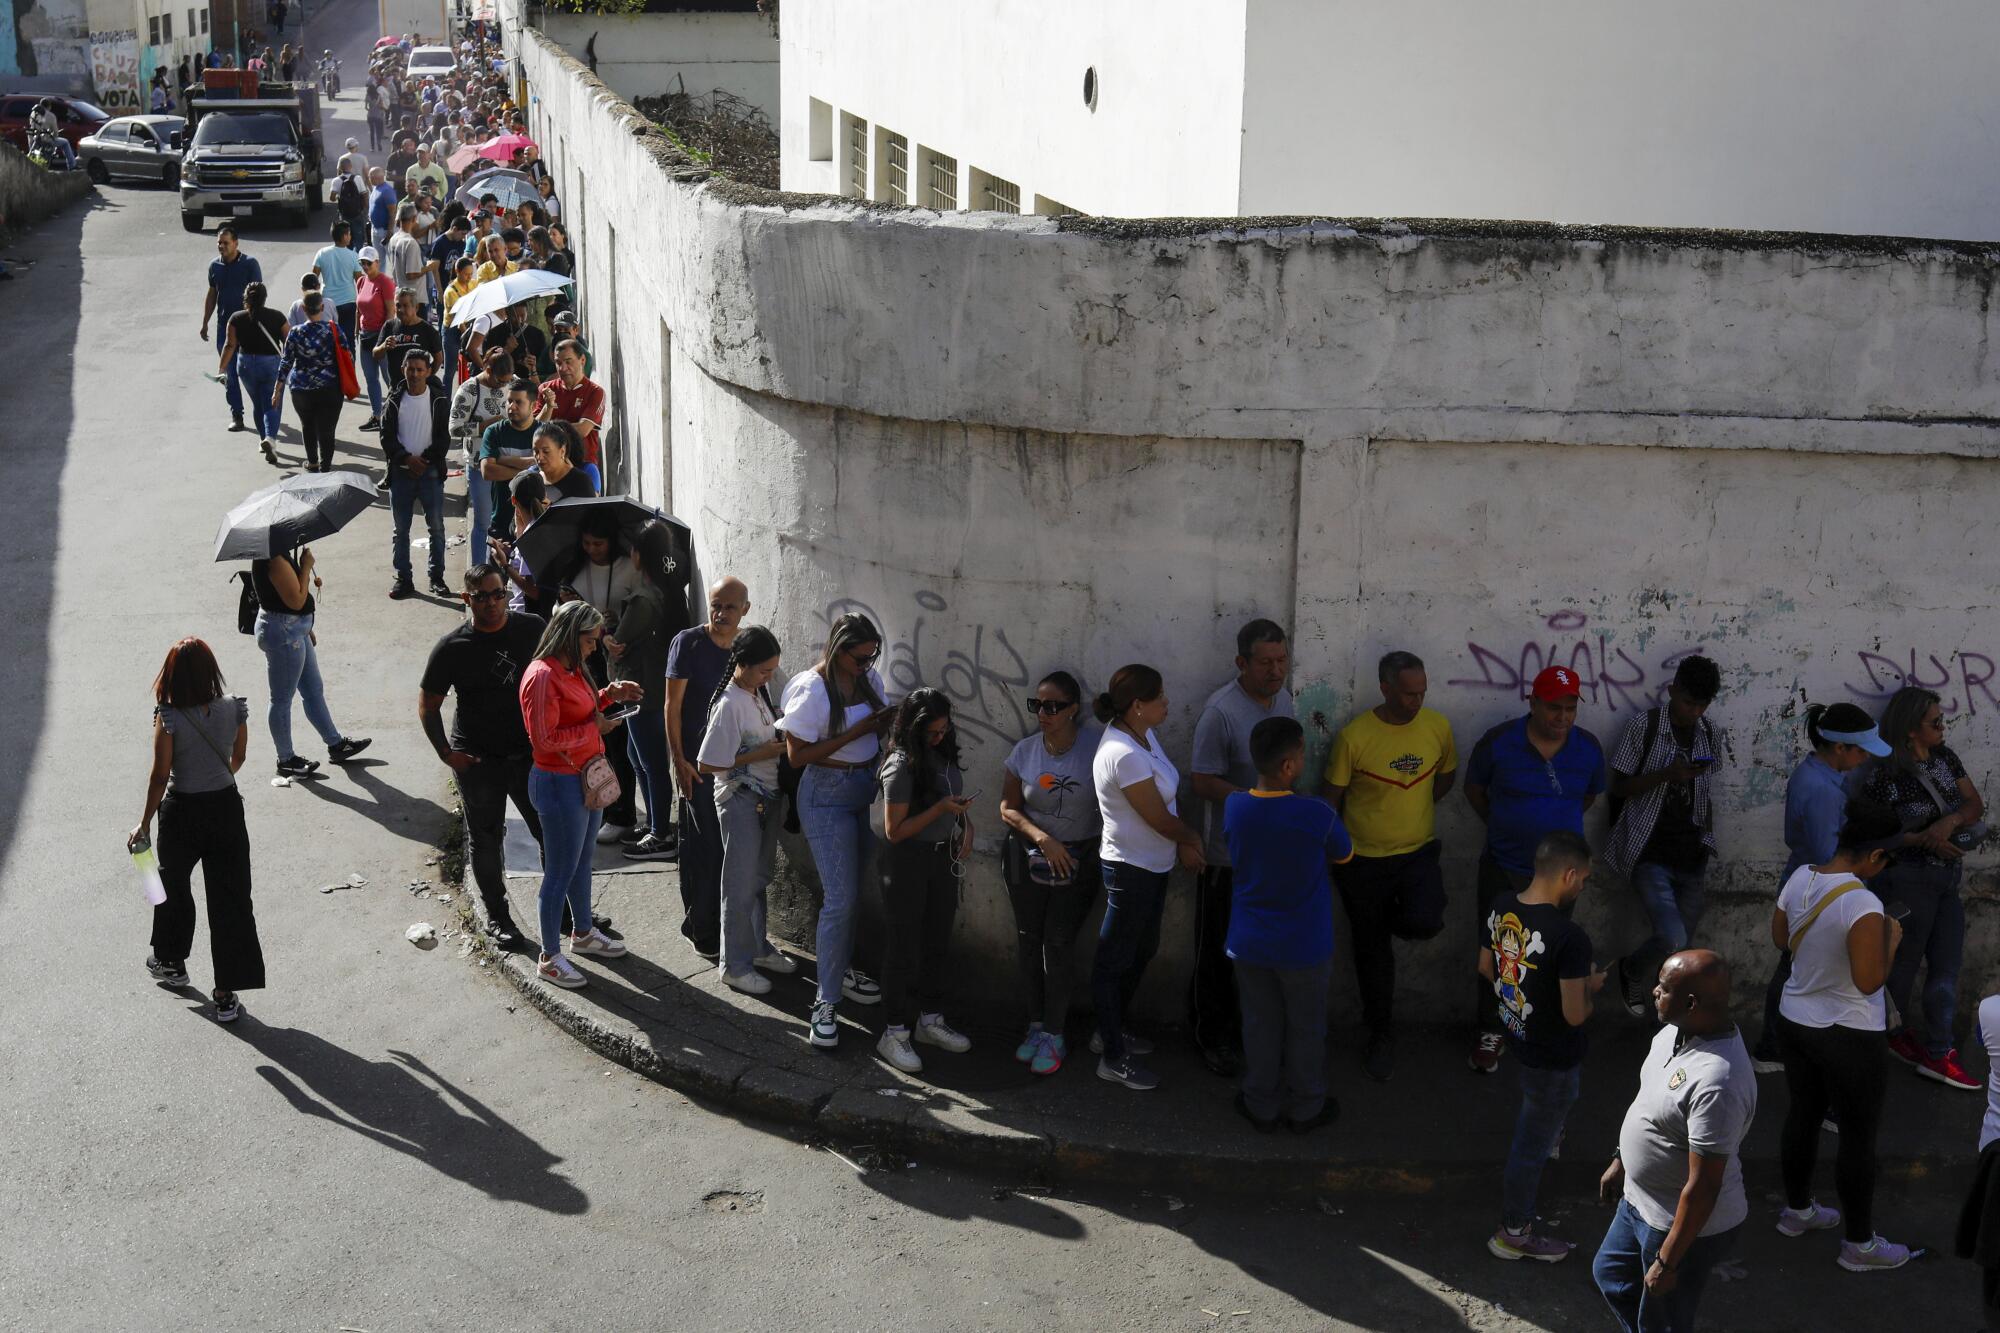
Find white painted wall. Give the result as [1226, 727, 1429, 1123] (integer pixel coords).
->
[1240, 0, 2000, 240]
[539, 10, 776, 123]
[778, 0, 1247, 217]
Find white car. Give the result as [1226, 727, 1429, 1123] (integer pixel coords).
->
[407, 45, 456, 80]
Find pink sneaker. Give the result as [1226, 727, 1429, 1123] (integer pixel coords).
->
[1776, 1199, 1842, 1237]
[1917, 1048, 1980, 1090]
[1886, 1030, 1925, 1067]
[1487, 1225, 1573, 1263]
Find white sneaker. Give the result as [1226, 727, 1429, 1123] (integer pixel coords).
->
[1776, 1200, 1843, 1237]
[877, 1026, 923, 1073]
[570, 928, 627, 958]
[538, 953, 587, 989]
[595, 821, 633, 845]
[1838, 1235, 1912, 1272]
[842, 968, 882, 1005]
[808, 1000, 840, 1048]
[753, 948, 798, 975]
[720, 966, 772, 995]
[1089, 1030, 1155, 1056]
[914, 1014, 971, 1053]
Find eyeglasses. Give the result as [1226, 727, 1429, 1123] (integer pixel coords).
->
[847, 647, 879, 666]
[1024, 698, 1075, 715]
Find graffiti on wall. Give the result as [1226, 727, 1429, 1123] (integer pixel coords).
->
[1446, 611, 1698, 714]
[1843, 647, 1999, 718]
[819, 590, 1036, 758]
[91, 31, 142, 110]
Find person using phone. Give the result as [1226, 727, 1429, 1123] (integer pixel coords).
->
[1604, 656, 1724, 1018]
[695, 625, 790, 993]
[872, 689, 975, 1075]
[605, 521, 687, 863]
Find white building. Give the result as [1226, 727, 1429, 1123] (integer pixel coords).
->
[782, 0, 2000, 241]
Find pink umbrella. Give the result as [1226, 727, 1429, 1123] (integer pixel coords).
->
[445, 143, 486, 175]
[374, 35, 401, 48]
[476, 132, 536, 164]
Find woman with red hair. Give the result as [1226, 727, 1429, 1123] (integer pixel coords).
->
[128, 638, 263, 1023]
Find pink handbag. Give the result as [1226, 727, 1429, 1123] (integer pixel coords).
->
[580, 752, 621, 811]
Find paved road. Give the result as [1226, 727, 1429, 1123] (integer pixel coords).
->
[0, 5, 1986, 1329]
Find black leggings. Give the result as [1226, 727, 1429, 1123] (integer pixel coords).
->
[1003, 835, 1099, 1030]
[291, 385, 341, 468]
[152, 787, 265, 992]
[1777, 1014, 1886, 1242]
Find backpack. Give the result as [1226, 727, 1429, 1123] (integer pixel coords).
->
[337, 173, 366, 217]
[234, 571, 258, 635]
[1606, 706, 1713, 828]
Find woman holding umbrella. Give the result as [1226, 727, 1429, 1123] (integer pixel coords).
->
[274, 291, 346, 473]
[250, 544, 371, 778]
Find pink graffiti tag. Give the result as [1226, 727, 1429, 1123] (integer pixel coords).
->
[1447, 612, 1677, 714]
[1843, 649, 1999, 718]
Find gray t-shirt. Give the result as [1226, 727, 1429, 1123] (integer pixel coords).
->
[158, 698, 248, 793]
[1189, 678, 1295, 867]
[1618, 1024, 1758, 1235]
[1004, 727, 1103, 846]
[878, 746, 964, 845]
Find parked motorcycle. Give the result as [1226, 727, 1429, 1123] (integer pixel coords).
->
[27, 130, 78, 172]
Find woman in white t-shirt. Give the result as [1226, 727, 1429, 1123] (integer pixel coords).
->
[695, 626, 793, 994]
[1088, 664, 1204, 1092]
[1769, 802, 1911, 1271]
[777, 613, 896, 1051]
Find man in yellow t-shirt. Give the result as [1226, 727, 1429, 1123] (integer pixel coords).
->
[1320, 650, 1456, 1082]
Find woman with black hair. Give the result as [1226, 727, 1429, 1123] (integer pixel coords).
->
[1770, 801, 1912, 1271]
[1862, 686, 1987, 1090]
[128, 638, 261, 1023]
[530, 420, 595, 501]
[1000, 669, 1102, 1076]
[220, 280, 290, 462]
[607, 520, 687, 861]
[778, 612, 896, 1050]
[568, 510, 642, 844]
[873, 688, 975, 1074]
[695, 624, 793, 992]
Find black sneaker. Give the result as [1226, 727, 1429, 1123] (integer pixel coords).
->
[146, 955, 190, 987]
[1287, 1099, 1341, 1134]
[1617, 957, 1650, 1019]
[1233, 1091, 1279, 1134]
[229, 416, 248, 432]
[358, 416, 381, 432]
[486, 915, 531, 951]
[592, 910, 614, 932]
[1364, 1030, 1395, 1083]
[389, 580, 415, 600]
[275, 754, 320, 778]
[213, 990, 242, 1023]
[427, 577, 453, 598]
[623, 832, 679, 862]
[328, 737, 372, 763]
[1199, 1044, 1243, 1079]
[617, 824, 652, 846]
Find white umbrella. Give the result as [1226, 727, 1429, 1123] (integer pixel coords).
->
[448, 268, 574, 326]
[456, 165, 536, 208]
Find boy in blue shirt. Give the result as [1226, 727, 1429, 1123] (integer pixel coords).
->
[1223, 716, 1354, 1133]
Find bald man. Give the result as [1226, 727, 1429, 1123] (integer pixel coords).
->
[663, 576, 750, 954]
[1593, 950, 1758, 1332]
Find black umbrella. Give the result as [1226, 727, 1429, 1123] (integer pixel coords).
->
[515, 496, 692, 588]
[213, 471, 380, 562]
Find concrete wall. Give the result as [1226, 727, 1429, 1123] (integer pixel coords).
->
[779, 0, 1246, 217]
[506, 10, 2000, 1031]
[0, 138, 93, 230]
[539, 10, 776, 123]
[1239, 0, 2000, 240]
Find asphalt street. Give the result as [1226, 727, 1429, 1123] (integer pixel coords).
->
[0, 5, 1987, 1329]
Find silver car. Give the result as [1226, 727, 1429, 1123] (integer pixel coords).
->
[78, 114, 185, 187]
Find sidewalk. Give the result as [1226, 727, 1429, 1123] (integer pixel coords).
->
[475, 851, 1989, 1195]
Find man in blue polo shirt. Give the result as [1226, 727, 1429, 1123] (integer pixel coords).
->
[198, 225, 262, 432]
[1462, 665, 1605, 1074]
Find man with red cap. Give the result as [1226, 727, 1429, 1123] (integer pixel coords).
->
[1461, 664, 1607, 1074]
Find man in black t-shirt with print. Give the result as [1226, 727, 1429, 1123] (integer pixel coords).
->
[419, 563, 546, 949]
[1479, 831, 1605, 1264]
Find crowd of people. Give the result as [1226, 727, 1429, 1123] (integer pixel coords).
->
[149, 24, 1995, 1332]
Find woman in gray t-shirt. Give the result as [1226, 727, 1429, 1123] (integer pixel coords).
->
[999, 669, 1103, 1076]
[128, 637, 264, 1023]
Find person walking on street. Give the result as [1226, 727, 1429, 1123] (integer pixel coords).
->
[667, 577, 748, 958]
[286, 273, 319, 328]
[1593, 949, 1758, 1332]
[605, 521, 687, 863]
[371, 288, 441, 392]
[453, 351, 514, 562]
[420, 564, 546, 949]
[695, 624, 791, 993]
[1091, 664, 1205, 1092]
[387, 204, 431, 320]
[200, 226, 262, 434]
[353, 247, 397, 430]
[1462, 665, 1606, 1074]
[274, 292, 347, 472]
[1770, 802, 1915, 1270]
[1323, 650, 1455, 1083]
[333, 162, 370, 259]
[1224, 716, 1353, 1132]
[778, 613, 895, 1049]
[367, 166, 397, 249]
[1186, 618, 1293, 1079]
[129, 638, 261, 1024]
[872, 689, 977, 1076]
[380, 348, 451, 599]
[1752, 703, 1891, 1070]
[1000, 669, 1102, 1077]
[218, 281, 287, 464]
[519, 601, 640, 990]
[366, 81, 388, 151]
[1482, 831, 1602, 1263]
[249, 545, 371, 776]
[1604, 655, 1724, 1018]
[1863, 686, 1986, 1090]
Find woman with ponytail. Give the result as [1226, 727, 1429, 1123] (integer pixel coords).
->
[606, 520, 687, 862]
[778, 612, 897, 1050]
[695, 625, 793, 993]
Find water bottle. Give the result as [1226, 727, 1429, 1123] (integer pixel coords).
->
[130, 837, 167, 906]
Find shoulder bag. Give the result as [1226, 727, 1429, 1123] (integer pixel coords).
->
[580, 751, 621, 811]
[1787, 875, 1862, 954]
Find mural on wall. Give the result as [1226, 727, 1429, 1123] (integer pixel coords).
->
[14, 0, 88, 74]
[90, 30, 141, 109]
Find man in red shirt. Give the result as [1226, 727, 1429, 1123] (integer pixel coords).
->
[538, 339, 605, 473]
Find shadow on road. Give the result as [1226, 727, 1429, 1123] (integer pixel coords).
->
[225, 1015, 589, 1214]
[295, 756, 453, 842]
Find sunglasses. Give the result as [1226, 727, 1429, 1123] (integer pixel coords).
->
[847, 647, 879, 666]
[1024, 698, 1076, 715]
[467, 588, 508, 602]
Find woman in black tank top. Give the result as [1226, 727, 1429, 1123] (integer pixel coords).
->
[221, 281, 292, 463]
[249, 544, 371, 777]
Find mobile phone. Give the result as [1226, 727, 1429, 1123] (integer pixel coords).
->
[1689, 756, 1717, 767]
[959, 788, 983, 803]
[601, 700, 640, 722]
[1889, 901, 1912, 921]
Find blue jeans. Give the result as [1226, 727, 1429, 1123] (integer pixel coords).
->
[1090, 859, 1169, 1063]
[441, 323, 461, 389]
[388, 467, 446, 583]
[1592, 1198, 1737, 1333]
[717, 784, 778, 975]
[1629, 861, 1707, 974]
[254, 609, 343, 761]
[235, 351, 283, 440]
[1881, 860, 1965, 1059]
[528, 766, 601, 957]
[467, 454, 492, 566]
[623, 707, 670, 831]
[798, 764, 878, 1005]
[358, 330, 384, 415]
[1502, 1061, 1581, 1230]
[215, 324, 244, 421]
